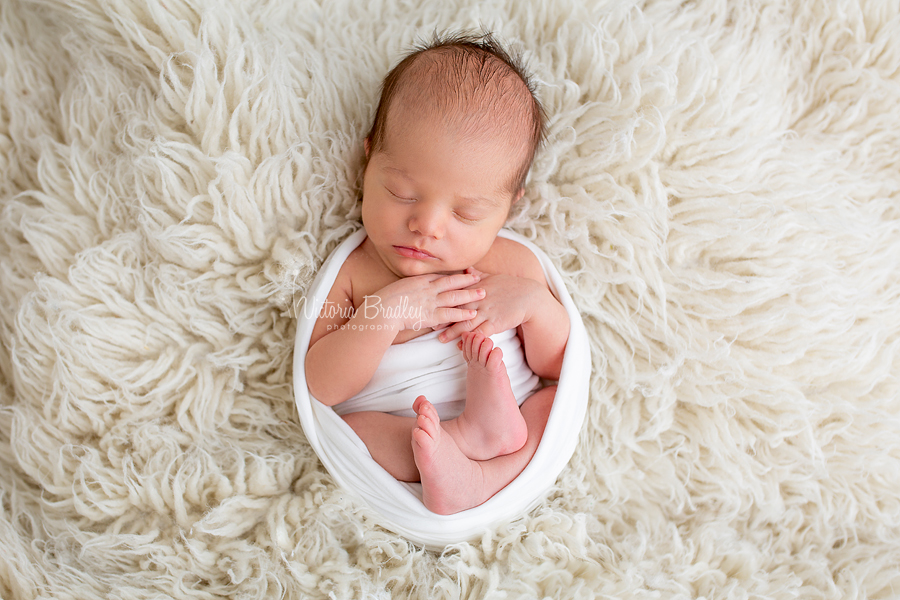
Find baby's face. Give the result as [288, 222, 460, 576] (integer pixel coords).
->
[361, 111, 525, 278]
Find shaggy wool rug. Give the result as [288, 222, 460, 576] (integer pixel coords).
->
[2, 0, 899, 598]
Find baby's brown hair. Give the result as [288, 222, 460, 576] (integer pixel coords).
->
[366, 31, 547, 194]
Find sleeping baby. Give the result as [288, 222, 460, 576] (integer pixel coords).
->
[305, 32, 569, 515]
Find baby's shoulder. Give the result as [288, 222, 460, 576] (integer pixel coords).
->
[478, 234, 547, 284]
[332, 237, 398, 303]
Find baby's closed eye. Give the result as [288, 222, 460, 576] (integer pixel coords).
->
[387, 187, 415, 201]
[453, 210, 481, 223]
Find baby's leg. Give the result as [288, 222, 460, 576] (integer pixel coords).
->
[444, 332, 528, 461]
[341, 411, 419, 482]
[412, 386, 555, 515]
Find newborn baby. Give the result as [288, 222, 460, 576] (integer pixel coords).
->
[305, 32, 569, 515]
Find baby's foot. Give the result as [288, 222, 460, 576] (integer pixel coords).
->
[450, 332, 528, 461]
[411, 396, 488, 515]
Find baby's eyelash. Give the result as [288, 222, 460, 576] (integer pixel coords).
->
[387, 188, 414, 201]
[454, 212, 479, 223]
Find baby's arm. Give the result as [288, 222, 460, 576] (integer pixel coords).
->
[305, 269, 397, 406]
[305, 269, 484, 405]
[438, 243, 569, 380]
[516, 271, 569, 380]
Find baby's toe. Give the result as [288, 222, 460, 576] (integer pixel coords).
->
[485, 346, 505, 370]
[475, 335, 494, 364]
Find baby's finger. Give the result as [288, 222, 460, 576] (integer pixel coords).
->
[412, 272, 451, 284]
[433, 270, 481, 291]
[470, 320, 497, 339]
[436, 287, 484, 307]
[437, 316, 480, 343]
[432, 307, 477, 326]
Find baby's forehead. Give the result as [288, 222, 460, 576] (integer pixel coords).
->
[383, 96, 531, 174]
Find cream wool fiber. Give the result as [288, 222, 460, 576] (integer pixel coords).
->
[1, 0, 899, 598]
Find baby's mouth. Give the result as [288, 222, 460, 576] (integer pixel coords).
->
[393, 245, 436, 260]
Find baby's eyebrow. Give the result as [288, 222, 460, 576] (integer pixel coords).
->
[383, 166, 412, 180]
[456, 194, 504, 209]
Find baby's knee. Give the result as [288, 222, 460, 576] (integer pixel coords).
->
[534, 384, 557, 406]
[340, 411, 364, 432]
[522, 385, 555, 419]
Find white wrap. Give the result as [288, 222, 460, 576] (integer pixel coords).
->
[333, 327, 540, 421]
[293, 228, 590, 549]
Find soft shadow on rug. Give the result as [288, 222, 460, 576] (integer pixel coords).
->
[1, 0, 899, 598]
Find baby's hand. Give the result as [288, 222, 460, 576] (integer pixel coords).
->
[367, 269, 484, 332]
[436, 268, 543, 342]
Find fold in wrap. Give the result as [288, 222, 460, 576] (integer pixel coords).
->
[293, 227, 590, 549]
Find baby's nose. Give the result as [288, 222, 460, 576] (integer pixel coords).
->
[409, 206, 445, 239]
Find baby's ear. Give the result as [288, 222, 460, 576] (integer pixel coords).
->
[512, 187, 525, 204]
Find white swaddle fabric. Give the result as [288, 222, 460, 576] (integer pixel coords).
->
[293, 227, 590, 548]
[333, 326, 540, 421]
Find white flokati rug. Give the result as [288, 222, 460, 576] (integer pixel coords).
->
[1, 0, 899, 597]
